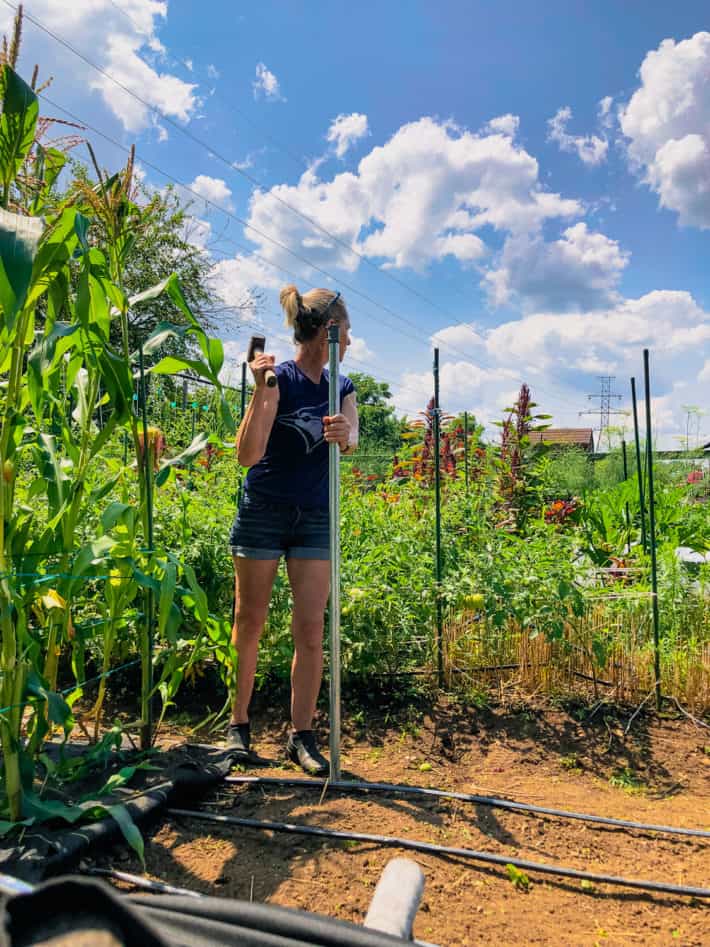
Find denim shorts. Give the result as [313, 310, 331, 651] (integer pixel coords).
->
[229, 491, 330, 560]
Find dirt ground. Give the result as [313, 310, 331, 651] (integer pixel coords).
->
[91, 698, 710, 946]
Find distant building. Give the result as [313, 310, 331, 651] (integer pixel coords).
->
[528, 428, 595, 453]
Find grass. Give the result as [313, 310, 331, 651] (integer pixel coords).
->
[560, 753, 582, 773]
[608, 766, 646, 794]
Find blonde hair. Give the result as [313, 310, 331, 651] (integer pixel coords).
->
[279, 284, 348, 343]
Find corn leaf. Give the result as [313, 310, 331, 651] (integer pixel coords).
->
[0, 65, 38, 198]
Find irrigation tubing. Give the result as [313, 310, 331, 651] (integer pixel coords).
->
[224, 776, 710, 840]
[168, 808, 710, 900]
[84, 868, 202, 899]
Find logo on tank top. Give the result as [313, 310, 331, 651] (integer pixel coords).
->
[277, 403, 328, 454]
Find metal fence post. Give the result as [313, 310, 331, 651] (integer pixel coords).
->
[138, 345, 155, 749]
[630, 378, 647, 554]
[433, 349, 443, 687]
[643, 350, 662, 711]
[328, 324, 341, 781]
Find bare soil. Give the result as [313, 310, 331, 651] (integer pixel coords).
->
[92, 698, 710, 946]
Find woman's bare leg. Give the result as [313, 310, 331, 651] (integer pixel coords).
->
[230, 556, 279, 725]
[286, 557, 330, 731]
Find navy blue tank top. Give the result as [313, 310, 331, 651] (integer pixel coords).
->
[245, 360, 355, 509]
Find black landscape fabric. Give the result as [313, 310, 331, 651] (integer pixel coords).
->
[0, 744, 234, 884]
[0, 877, 411, 947]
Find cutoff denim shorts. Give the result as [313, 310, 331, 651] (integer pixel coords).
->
[229, 491, 330, 560]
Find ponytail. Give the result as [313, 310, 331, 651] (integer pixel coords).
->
[280, 285, 347, 344]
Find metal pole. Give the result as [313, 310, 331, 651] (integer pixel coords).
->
[328, 323, 341, 781]
[463, 411, 469, 493]
[433, 349, 443, 687]
[642, 350, 662, 711]
[621, 439, 631, 552]
[630, 378, 647, 554]
[138, 345, 155, 749]
[240, 361, 247, 420]
[182, 377, 188, 411]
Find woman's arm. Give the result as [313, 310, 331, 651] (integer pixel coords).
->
[235, 354, 280, 467]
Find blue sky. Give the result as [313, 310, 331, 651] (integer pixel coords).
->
[5, 1, 710, 445]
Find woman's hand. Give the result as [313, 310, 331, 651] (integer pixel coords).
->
[249, 352, 276, 389]
[323, 413, 351, 451]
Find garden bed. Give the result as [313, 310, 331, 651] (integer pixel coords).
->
[87, 698, 709, 947]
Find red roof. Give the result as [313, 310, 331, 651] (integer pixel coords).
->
[528, 428, 595, 450]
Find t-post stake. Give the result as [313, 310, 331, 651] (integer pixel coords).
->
[621, 439, 631, 552]
[328, 323, 342, 781]
[643, 350, 662, 711]
[630, 377, 647, 554]
[138, 344, 155, 749]
[464, 410, 469, 493]
[433, 348, 443, 687]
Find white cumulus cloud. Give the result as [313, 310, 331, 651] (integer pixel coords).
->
[598, 95, 614, 129]
[0, 1, 198, 133]
[485, 114, 520, 137]
[188, 174, 234, 211]
[327, 113, 370, 158]
[547, 106, 608, 166]
[484, 223, 629, 312]
[243, 116, 581, 275]
[253, 62, 284, 101]
[348, 333, 374, 363]
[619, 32, 710, 227]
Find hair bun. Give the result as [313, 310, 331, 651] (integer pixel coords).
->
[280, 284, 303, 328]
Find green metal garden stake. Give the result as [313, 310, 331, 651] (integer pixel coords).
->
[621, 439, 631, 552]
[464, 411, 469, 493]
[138, 345, 155, 749]
[433, 348, 444, 688]
[642, 350, 662, 711]
[630, 377, 647, 554]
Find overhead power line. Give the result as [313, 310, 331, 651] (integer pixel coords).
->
[39, 91, 576, 421]
[16, 0, 579, 411]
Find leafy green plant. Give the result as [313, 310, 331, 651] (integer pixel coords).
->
[505, 863, 531, 891]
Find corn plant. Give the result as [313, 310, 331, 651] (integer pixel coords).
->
[0, 49, 235, 822]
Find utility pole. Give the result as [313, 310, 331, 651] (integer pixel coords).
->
[580, 376, 623, 450]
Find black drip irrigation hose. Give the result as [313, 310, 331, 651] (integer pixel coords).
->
[168, 808, 710, 900]
[225, 776, 710, 840]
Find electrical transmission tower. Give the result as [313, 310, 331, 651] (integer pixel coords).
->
[580, 376, 624, 449]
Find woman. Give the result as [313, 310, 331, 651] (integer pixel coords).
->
[227, 285, 358, 774]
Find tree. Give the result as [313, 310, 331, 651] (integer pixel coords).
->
[348, 371, 403, 452]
